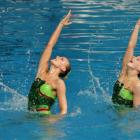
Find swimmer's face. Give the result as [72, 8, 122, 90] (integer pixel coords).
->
[127, 56, 140, 71]
[51, 56, 70, 72]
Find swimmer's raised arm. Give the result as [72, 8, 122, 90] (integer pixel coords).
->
[36, 10, 72, 77]
[119, 19, 140, 78]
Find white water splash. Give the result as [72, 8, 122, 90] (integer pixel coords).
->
[69, 107, 81, 117]
[0, 82, 27, 111]
[75, 33, 112, 105]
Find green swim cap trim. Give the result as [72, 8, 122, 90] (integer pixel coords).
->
[40, 84, 56, 100]
[119, 87, 133, 101]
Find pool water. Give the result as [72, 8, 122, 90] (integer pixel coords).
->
[1, 0, 140, 140]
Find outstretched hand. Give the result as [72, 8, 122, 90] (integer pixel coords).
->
[60, 10, 72, 26]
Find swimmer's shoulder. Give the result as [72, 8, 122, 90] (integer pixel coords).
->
[132, 81, 140, 93]
[55, 78, 66, 94]
[56, 78, 65, 87]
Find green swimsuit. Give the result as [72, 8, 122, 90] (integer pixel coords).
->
[28, 78, 57, 115]
[112, 80, 133, 107]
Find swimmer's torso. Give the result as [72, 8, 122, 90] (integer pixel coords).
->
[112, 80, 133, 107]
[28, 78, 57, 115]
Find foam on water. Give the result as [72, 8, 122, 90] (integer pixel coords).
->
[69, 107, 81, 117]
[0, 81, 27, 111]
[0, 80, 82, 118]
[1, 0, 140, 139]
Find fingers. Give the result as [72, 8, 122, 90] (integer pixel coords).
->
[66, 21, 72, 25]
[60, 10, 72, 26]
[68, 9, 71, 14]
[67, 9, 71, 17]
[64, 10, 72, 19]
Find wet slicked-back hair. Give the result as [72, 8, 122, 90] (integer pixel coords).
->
[138, 73, 140, 79]
[59, 64, 71, 79]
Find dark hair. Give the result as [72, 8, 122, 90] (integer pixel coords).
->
[59, 64, 71, 79]
[138, 73, 140, 79]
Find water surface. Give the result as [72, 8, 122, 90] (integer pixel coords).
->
[1, 0, 140, 140]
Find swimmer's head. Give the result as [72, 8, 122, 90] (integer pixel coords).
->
[51, 56, 71, 78]
[127, 56, 140, 74]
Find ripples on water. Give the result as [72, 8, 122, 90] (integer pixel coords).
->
[1, 0, 140, 140]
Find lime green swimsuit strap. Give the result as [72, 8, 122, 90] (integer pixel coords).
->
[38, 82, 56, 115]
[119, 87, 133, 101]
[40, 83, 56, 100]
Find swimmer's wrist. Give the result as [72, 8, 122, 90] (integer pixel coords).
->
[59, 22, 65, 27]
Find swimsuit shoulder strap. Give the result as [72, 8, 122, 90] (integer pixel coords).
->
[119, 86, 133, 101]
[40, 82, 56, 100]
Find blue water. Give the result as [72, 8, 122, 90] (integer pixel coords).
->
[1, 0, 140, 140]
